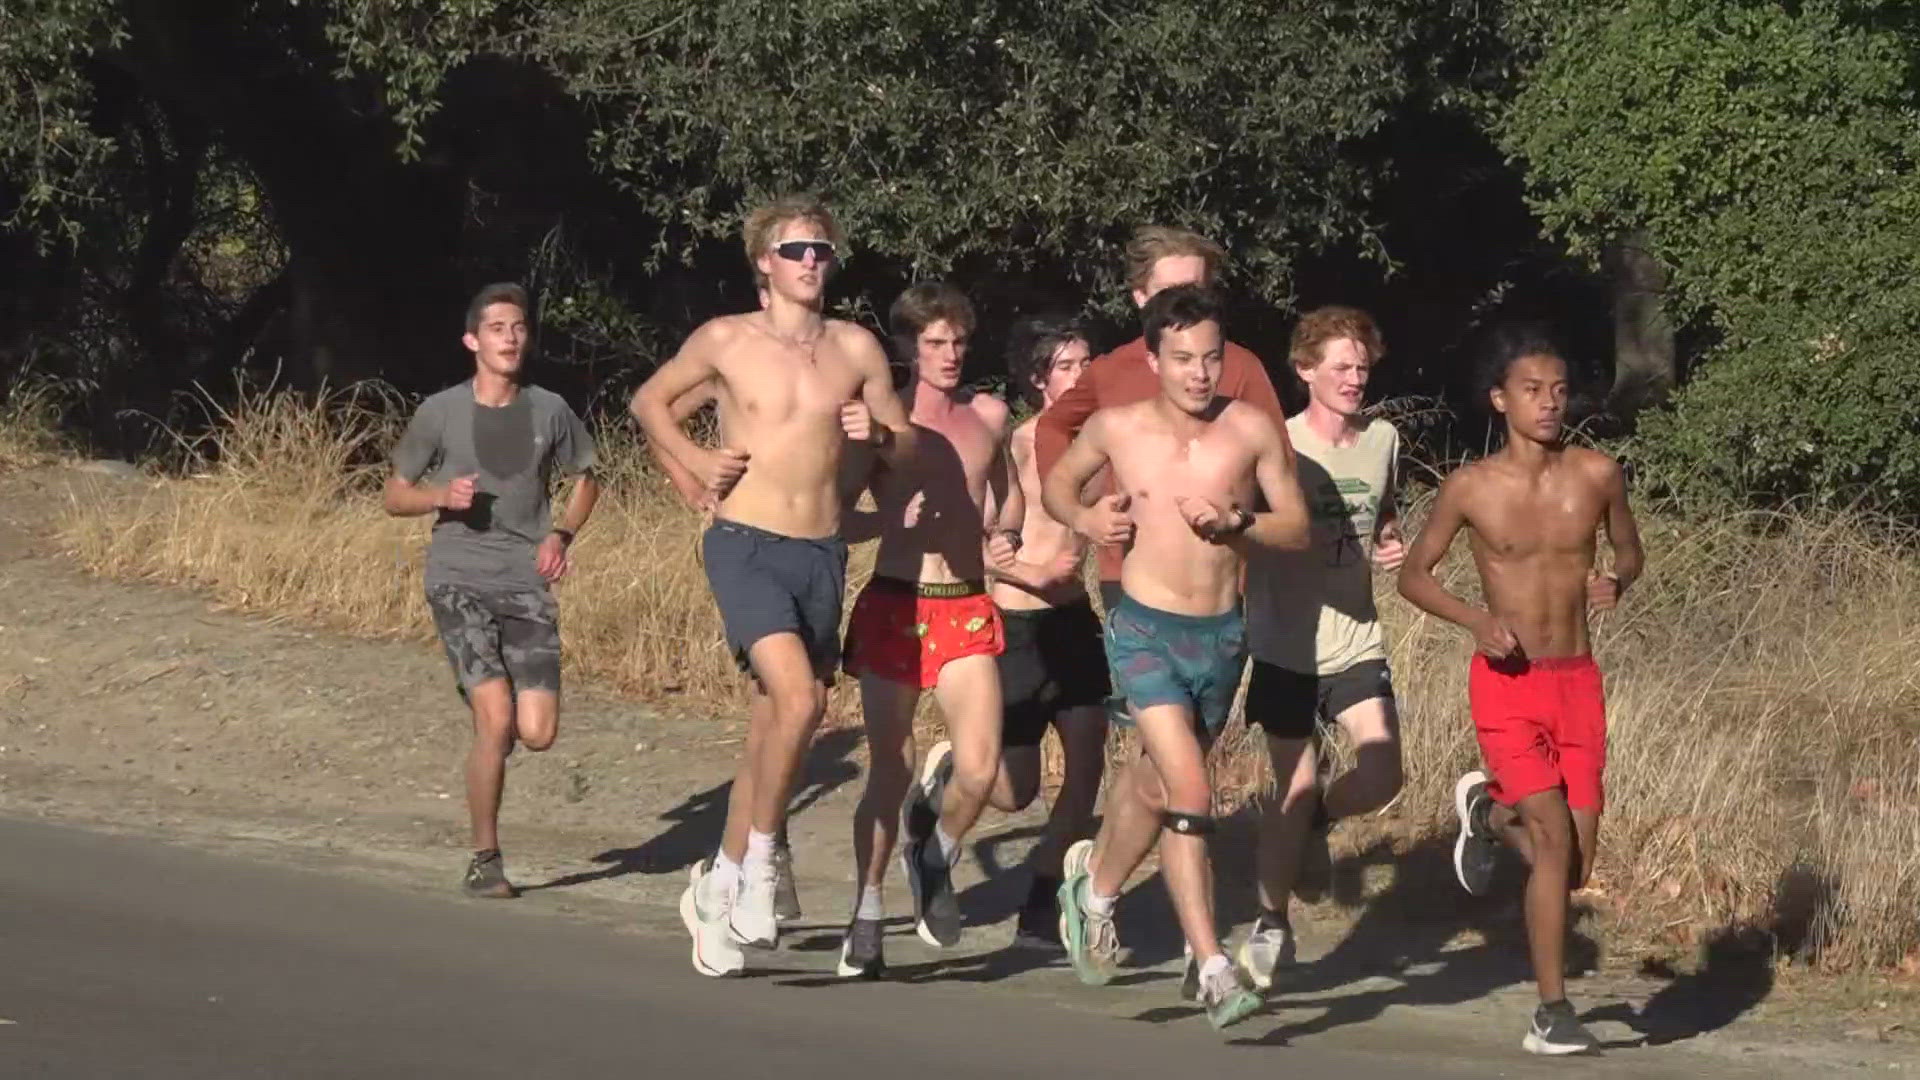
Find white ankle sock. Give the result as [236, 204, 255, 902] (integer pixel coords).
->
[855, 885, 884, 921]
[1086, 888, 1116, 917]
[744, 829, 775, 874]
[933, 824, 960, 866]
[1200, 953, 1231, 980]
[706, 851, 742, 903]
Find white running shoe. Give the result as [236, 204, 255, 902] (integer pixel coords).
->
[680, 861, 745, 977]
[1237, 921, 1297, 992]
[729, 859, 780, 948]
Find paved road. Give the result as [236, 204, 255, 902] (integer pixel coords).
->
[0, 816, 1749, 1079]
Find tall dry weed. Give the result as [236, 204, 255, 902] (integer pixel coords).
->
[45, 383, 1920, 975]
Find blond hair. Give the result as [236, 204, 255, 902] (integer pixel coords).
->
[1123, 225, 1227, 293]
[742, 194, 846, 285]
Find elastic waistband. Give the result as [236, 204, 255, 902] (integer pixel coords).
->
[1472, 653, 1597, 673]
[1112, 590, 1240, 630]
[1001, 597, 1095, 621]
[869, 575, 987, 599]
[708, 517, 841, 547]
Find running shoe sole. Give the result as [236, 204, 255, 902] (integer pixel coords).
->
[1057, 839, 1111, 986]
[1522, 1031, 1598, 1055]
[1453, 770, 1490, 896]
[1207, 987, 1264, 1030]
[836, 931, 885, 980]
[680, 868, 743, 978]
[904, 742, 958, 948]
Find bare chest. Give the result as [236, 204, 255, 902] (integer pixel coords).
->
[888, 406, 999, 506]
[1469, 480, 1604, 560]
[716, 344, 861, 427]
[1110, 427, 1254, 509]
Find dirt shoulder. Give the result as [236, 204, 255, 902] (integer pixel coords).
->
[0, 464, 1911, 1075]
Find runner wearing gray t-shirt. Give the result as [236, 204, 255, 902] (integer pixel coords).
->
[385, 282, 601, 899]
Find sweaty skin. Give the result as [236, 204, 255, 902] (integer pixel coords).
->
[635, 316, 907, 539]
[1397, 358, 1643, 660]
[1036, 313, 1309, 981]
[1396, 351, 1645, 1011]
[1045, 398, 1309, 618]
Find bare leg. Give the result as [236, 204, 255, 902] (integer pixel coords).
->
[1028, 705, 1107, 878]
[854, 675, 919, 893]
[1511, 789, 1578, 1003]
[721, 689, 774, 860]
[720, 633, 825, 864]
[1093, 705, 1222, 962]
[930, 653, 1005, 845]
[990, 746, 1041, 814]
[464, 679, 515, 852]
[1088, 752, 1165, 900]
[1322, 697, 1403, 818]
[512, 689, 559, 753]
[1570, 807, 1601, 890]
[1253, 734, 1317, 914]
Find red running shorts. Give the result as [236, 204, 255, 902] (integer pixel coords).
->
[843, 577, 1004, 690]
[1468, 654, 1607, 812]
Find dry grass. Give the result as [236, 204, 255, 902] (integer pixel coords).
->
[42, 382, 1920, 978]
[0, 371, 81, 472]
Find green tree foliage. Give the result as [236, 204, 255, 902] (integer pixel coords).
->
[1499, 1, 1920, 509]
[1, 0, 125, 242]
[327, 0, 1475, 305]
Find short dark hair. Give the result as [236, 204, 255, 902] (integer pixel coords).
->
[466, 282, 529, 334]
[1005, 312, 1091, 405]
[1476, 319, 1565, 399]
[1142, 283, 1225, 354]
[888, 282, 975, 361]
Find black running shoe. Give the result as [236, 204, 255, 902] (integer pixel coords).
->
[903, 741, 953, 845]
[1013, 876, 1062, 950]
[836, 917, 886, 979]
[462, 849, 517, 899]
[1453, 771, 1499, 896]
[1522, 999, 1599, 1055]
[904, 835, 962, 948]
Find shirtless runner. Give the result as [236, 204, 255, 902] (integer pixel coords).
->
[1033, 226, 1288, 666]
[1239, 306, 1406, 990]
[837, 283, 1012, 976]
[989, 314, 1110, 950]
[385, 282, 601, 899]
[1044, 285, 1310, 1030]
[631, 194, 916, 977]
[1398, 322, 1644, 1055]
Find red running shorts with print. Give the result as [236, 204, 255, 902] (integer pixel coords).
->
[843, 577, 1004, 690]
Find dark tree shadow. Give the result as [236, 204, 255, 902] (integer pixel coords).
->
[520, 726, 864, 893]
[1096, 814, 1592, 1035]
[1581, 861, 1814, 1049]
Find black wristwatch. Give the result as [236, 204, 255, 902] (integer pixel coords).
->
[551, 527, 575, 546]
[1224, 508, 1254, 536]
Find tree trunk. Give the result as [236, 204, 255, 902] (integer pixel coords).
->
[109, 2, 467, 394]
[1603, 229, 1675, 417]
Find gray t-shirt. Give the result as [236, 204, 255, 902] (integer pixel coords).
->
[390, 382, 597, 591]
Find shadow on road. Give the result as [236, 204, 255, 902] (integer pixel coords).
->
[1580, 861, 1816, 1049]
[521, 726, 864, 893]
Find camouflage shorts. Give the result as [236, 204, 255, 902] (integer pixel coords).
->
[424, 584, 561, 697]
